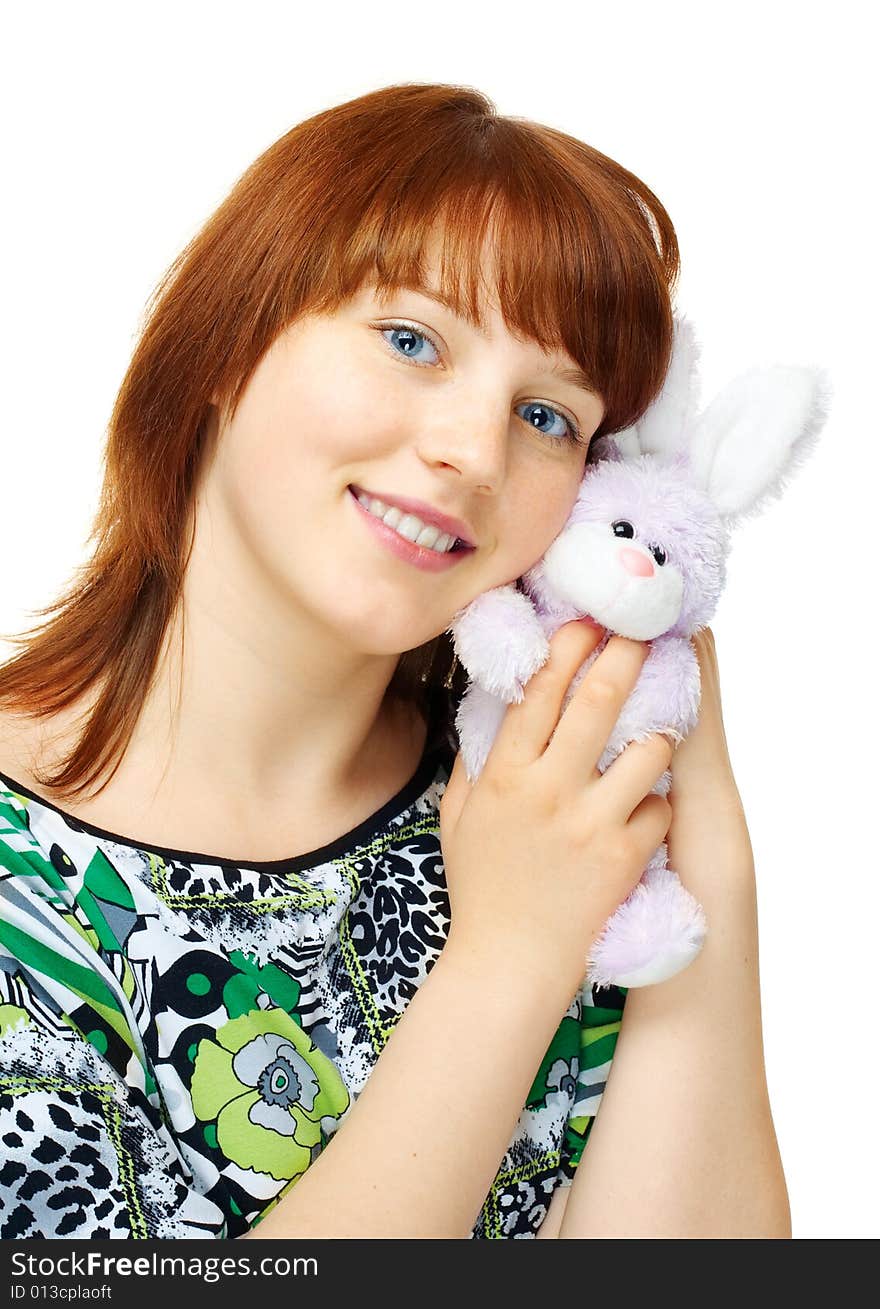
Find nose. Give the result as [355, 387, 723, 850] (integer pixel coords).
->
[619, 546, 654, 577]
[417, 400, 509, 493]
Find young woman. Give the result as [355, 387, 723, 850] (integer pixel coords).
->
[0, 82, 789, 1239]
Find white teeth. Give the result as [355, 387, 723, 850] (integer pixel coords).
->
[396, 514, 429, 545]
[355, 490, 458, 553]
[414, 524, 442, 549]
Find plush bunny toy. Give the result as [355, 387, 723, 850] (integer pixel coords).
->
[447, 314, 831, 991]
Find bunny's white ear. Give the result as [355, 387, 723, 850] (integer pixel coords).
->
[688, 364, 833, 525]
[605, 426, 641, 459]
[633, 312, 703, 459]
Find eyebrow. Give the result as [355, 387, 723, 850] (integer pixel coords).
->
[374, 282, 600, 400]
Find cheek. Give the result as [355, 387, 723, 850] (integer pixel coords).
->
[494, 464, 584, 575]
[220, 363, 374, 513]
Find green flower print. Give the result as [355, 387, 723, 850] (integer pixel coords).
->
[190, 1008, 350, 1182]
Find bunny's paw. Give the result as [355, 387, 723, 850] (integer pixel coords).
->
[586, 851, 707, 989]
[449, 584, 549, 701]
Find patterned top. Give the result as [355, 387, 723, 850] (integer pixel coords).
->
[0, 691, 626, 1239]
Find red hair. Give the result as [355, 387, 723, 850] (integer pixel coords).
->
[0, 81, 680, 800]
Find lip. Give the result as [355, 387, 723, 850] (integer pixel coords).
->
[348, 487, 475, 573]
[348, 484, 476, 548]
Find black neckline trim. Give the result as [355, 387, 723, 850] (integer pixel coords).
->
[0, 714, 456, 875]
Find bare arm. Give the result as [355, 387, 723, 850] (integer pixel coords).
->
[243, 948, 576, 1239]
[247, 623, 672, 1240]
[558, 630, 791, 1239]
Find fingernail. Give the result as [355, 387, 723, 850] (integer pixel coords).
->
[578, 614, 603, 629]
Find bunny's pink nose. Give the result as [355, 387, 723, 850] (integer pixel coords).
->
[620, 546, 654, 577]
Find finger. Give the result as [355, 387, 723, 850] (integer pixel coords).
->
[544, 635, 651, 776]
[489, 619, 606, 769]
[591, 732, 675, 823]
[438, 749, 472, 836]
[625, 792, 673, 863]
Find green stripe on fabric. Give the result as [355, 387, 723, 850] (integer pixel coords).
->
[581, 1020, 622, 1047]
[0, 821, 69, 897]
[0, 843, 29, 878]
[0, 841, 68, 892]
[579, 1030, 621, 1068]
[0, 794, 31, 831]
[0, 919, 138, 1062]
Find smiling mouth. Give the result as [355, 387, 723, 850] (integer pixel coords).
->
[347, 485, 475, 553]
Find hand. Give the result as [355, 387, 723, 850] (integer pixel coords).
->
[670, 627, 738, 789]
[667, 626, 755, 887]
[439, 620, 675, 999]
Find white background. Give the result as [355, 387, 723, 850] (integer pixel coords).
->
[1, 1, 876, 1239]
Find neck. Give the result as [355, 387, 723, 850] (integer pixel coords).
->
[126, 532, 412, 810]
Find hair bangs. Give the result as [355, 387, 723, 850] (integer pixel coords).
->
[290, 113, 676, 439]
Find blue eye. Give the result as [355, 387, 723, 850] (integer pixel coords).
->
[379, 322, 441, 366]
[373, 321, 584, 445]
[517, 402, 581, 444]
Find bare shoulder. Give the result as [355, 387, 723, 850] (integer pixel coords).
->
[0, 703, 75, 798]
[0, 704, 40, 774]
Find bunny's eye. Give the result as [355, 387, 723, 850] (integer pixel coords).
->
[649, 545, 667, 566]
[612, 520, 634, 539]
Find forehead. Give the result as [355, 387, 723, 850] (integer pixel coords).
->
[365, 226, 503, 338]
[368, 278, 498, 341]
